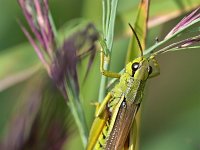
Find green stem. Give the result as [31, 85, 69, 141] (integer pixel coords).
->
[102, 0, 106, 36]
[144, 18, 200, 55]
[98, 61, 110, 102]
[48, 11, 58, 40]
[153, 35, 200, 55]
[65, 80, 88, 148]
[98, 0, 119, 102]
[68, 98, 88, 147]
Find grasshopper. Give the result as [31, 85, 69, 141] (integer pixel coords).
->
[87, 24, 162, 150]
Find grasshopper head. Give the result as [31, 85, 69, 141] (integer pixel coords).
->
[125, 24, 160, 80]
[125, 57, 152, 81]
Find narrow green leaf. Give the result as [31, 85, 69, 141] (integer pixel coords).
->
[126, 0, 150, 63]
[107, 0, 119, 51]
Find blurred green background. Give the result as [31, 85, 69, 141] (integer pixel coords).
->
[0, 0, 200, 150]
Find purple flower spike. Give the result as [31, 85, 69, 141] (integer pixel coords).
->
[50, 24, 99, 98]
[19, 22, 50, 72]
[19, 0, 99, 100]
[165, 7, 200, 39]
[18, 0, 55, 57]
[180, 35, 200, 48]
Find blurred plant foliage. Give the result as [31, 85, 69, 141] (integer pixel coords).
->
[0, 0, 200, 150]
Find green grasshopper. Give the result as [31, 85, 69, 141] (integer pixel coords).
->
[86, 24, 166, 150]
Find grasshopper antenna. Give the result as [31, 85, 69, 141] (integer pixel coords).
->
[128, 23, 143, 57]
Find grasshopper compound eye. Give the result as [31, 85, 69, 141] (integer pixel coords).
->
[131, 62, 139, 71]
[148, 66, 152, 75]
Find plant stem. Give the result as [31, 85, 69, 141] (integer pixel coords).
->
[98, 60, 110, 102]
[98, 0, 119, 102]
[65, 80, 88, 148]
[144, 18, 200, 55]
